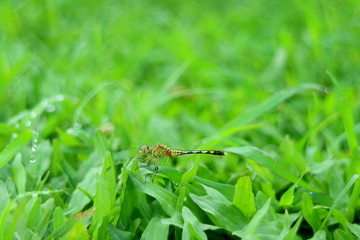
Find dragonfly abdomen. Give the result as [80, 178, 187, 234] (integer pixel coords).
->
[170, 149, 226, 157]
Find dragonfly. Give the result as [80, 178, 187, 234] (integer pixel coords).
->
[135, 144, 227, 180]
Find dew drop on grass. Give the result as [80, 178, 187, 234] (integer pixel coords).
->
[29, 131, 39, 164]
[25, 120, 32, 127]
[46, 104, 56, 112]
[29, 155, 36, 163]
[30, 111, 37, 118]
[55, 95, 64, 101]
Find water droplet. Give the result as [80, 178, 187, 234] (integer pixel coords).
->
[30, 131, 39, 162]
[29, 155, 36, 163]
[66, 128, 74, 134]
[11, 133, 18, 139]
[25, 120, 32, 127]
[55, 95, 64, 101]
[30, 111, 37, 118]
[46, 104, 56, 112]
[42, 99, 48, 106]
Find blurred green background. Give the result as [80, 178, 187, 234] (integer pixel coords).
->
[0, 0, 360, 238]
[1, 0, 359, 192]
[1, 0, 358, 147]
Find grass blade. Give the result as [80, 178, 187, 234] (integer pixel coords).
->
[140, 216, 169, 240]
[226, 146, 319, 192]
[220, 84, 321, 137]
[182, 206, 207, 240]
[130, 174, 177, 216]
[189, 185, 248, 233]
[0, 129, 32, 169]
[233, 176, 255, 219]
[320, 174, 359, 230]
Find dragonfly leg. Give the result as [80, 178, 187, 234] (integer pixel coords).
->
[152, 159, 159, 182]
[146, 158, 152, 166]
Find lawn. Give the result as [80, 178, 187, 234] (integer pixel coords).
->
[0, 0, 359, 239]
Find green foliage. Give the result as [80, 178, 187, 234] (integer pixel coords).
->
[0, 0, 359, 239]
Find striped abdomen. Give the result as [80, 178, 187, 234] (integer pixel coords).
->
[170, 149, 226, 157]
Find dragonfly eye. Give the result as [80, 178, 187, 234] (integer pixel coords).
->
[139, 145, 149, 154]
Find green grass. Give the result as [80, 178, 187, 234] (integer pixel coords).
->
[0, 0, 360, 239]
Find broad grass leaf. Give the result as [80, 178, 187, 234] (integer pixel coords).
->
[320, 174, 359, 229]
[3, 201, 26, 240]
[108, 224, 133, 240]
[233, 198, 270, 239]
[101, 151, 116, 208]
[119, 179, 138, 228]
[176, 187, 186, 212]
[44, 208, 94, 240]
[68, 167, 99, 213]
[129, 218, 141, 236]
[284, 215, 303, 240]
[347, 176, 360, 221]
[233, 176, 255, 219]
[328, 71, 358, 158]
[181, 158, 199, 184]
[131, 174, 177, 216]
[182, 206, 207, 240]
[0, 200, 16, 240]
[140, 216, 169, 240]
[65, 221, 89, 240]
[0, 123, 15, 150]
[95, 215, 110, 240]
[332, 209, 348, 230]
[56, 128, 85, 147]
[90, 174, 111, 234]
[161, 212, 183, 228]
[301, 192, 320, 233]
[225, 146, 319, 192]
[94, 129, 108, 159]
[11, 153, 26, 194]
[0, 181, 10, 210]
[0, 129, 32, 169]
[53, 207, 68, 230]
[334, 229, 358, 240]
[27, 140, 52, 178]
[36, 198, 54, 238]
[50, 139, 62, 176]
[279, 185, 296, 207]
[310, 230, 326, 240]
[76, 186, 94, 202]
[37, 170, 50, 191]
[27, 196, 41, 231]
[255, 191, 277, 222]
[347, 223, 360, 239]
[160, 166, 235, 201]
[189, 185, 248, 233]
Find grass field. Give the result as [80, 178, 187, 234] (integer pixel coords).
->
[0, 0, 360, 239]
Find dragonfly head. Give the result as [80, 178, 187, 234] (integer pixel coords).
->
[139, 145, 150, 157]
